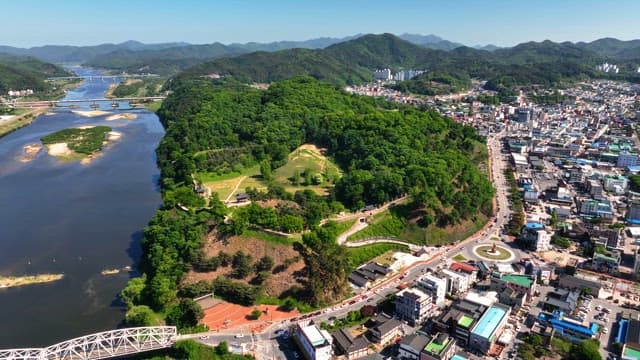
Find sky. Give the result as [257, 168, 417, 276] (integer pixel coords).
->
[3, 0, 640, 47]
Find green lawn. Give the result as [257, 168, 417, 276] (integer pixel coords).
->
[144, 100, 163, 113]
[452, 254, 467, 261]
[323, 219, 356, 236]
[347, 206, 489, 247]
[347, 243, 409, 269]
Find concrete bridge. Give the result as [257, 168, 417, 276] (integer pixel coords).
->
[8, 96, 166, 108]
[0, 326, 177, 360]
[47, 74, 159, 81]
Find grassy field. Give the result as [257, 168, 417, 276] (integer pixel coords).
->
[347, 205, 489, 246]
[144, 100, 163, 113]
[198, 144, 342, 201]
[346, 243, 409, 270]
[323, 219, 356, 235]
[452, 254, 467, 262]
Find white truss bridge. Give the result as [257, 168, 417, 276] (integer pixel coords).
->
[0, 326, 177, 360]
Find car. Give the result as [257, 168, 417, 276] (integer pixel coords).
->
[603, 308, 611, 313]
[595, 305, 602, 311]
[235, 334, 245, 338]
[200, 335, 209, 340]
[603, 328, 609, 334]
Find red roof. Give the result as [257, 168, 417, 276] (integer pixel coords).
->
[450, 262, 476, 274]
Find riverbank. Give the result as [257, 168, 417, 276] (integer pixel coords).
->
[0, 108, 49, 139]
[0, 274, 64, 289]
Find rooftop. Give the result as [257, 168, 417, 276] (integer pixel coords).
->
[472, 305, 508, 339]
[501, 274, 534, 288]
[458, 315, 474, 328]
[424, 334, 451, 355]
[300, 324, 329, 347]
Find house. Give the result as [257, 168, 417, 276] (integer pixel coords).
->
[420, 333, 457, 360]
[432, 300, 488, 348]
[449, 262, 478, 283]
[368, 314, 403, 346]
[489, 274, 537, 302]
[348, 262, 390, 288]
[416, 274, 447, 306]
[542, 288, 580, 313]
[441, 269, 471, 295]
[397, 333, 431, 360]
[332, 329, 370, 359]
[235, 192, 250, 203]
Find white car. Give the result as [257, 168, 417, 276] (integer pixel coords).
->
[603, 328, 609, 334]
[235, 334, 245, 338]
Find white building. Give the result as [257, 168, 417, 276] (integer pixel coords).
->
[295, 323, 333, 360]
[604, 175, 628, 193]
[416, 274, 447, 306]
[373, 68, 392, 81]
[535, 229, 552, 252]
[441, 268, 471, 294]
[395, 288, 434, 326]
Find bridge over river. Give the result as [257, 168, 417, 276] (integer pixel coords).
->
[46, 74, 159, 81]
[7, 96, 166, 108]
[0, 326, 177, 360]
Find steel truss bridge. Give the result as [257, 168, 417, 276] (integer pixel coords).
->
[0, 326, 177, 360]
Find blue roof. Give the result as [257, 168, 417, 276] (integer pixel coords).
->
[549, 318, 597, 337]
[525, 222, 544, 229]
[452, 355, 468, 360]
[617, 320, 628, 344]
[472, 305, 507, 339]
[629, 219, 640, 225]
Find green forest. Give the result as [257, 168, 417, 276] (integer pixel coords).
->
[0, 54, 71, 95]
[121, 76, 494, 327]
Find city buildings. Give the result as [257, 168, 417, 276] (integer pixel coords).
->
[417, 274, 447, 306]
[421, 333, 457, 360]
[396, 288, 435, 326]
[468, 304, 511, 354]
[294, 323, 333, 360]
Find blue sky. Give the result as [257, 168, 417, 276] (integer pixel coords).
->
[3, 0, 640, 47]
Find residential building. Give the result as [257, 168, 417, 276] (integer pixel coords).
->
[449, 262, 478, 283]
[397, 334, 431, 360]
[558, 273, 602, 298]
[587, 179, 603, 198]
[441, 269, 470, 295]
[618, 151, 638, 168]
[489, 274, 537, 302]
[592, 250, 621, 274]
[542, 288, 580, 313]
[368, 314, 403, 346]
[332, 329, 370, 360]
[417, 274, 447, 306]
[628, 201, 640, 225]
[396, 288, 434, 326]
[469, 304, 511, 354]
[421, 333, 457, 360]
[373, 68, 392, 81]
[295, 323, 333, 360]
[432, 300, 488, 348]
[603, 174, 628, 193]
[569, 167, 584, 184]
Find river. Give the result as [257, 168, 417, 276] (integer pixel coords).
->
[0, 67, 164, 347]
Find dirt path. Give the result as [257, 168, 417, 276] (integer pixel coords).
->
[336, 219, 368, 244]
[224, 176, 247, 203]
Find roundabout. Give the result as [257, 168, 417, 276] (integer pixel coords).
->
[472, 243, 515, 262]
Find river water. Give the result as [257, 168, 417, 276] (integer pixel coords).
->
[0, 68, 164, 347]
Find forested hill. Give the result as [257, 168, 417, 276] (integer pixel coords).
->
[0, 54, 71, 93]
[157, 76, 494, 221]
[176, 33, 640, 89]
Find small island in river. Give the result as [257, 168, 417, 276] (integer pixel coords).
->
[41, 125, 117, 162]
[0, 274, 64, 288]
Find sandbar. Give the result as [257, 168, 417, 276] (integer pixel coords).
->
[0, 274, 64, 288]
[72, 110, 110, 117]
[106, 113, 137, 121]
[18, 143, 43, 162]
[46, 142, 73, 157]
